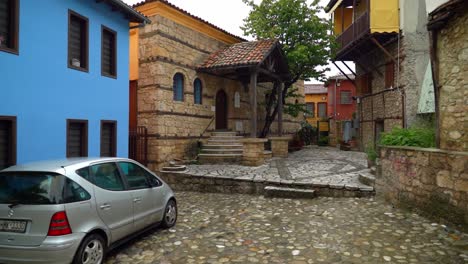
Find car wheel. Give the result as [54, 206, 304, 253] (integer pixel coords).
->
[73, 233, 106, 264]
[161, 199, 177, 228]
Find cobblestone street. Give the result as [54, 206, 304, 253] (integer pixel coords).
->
[106, 192, 468, 264]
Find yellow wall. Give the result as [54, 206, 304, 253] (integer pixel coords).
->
[129, 28, 139, 81]
[333, 7, 353, 35]
[305, 93, 328, 131]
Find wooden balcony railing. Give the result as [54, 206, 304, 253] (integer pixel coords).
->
[336, 12, 370, 53]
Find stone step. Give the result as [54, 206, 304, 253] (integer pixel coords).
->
[203, 144, 243, 149]
[201, 148, 243, 154]
[210, 136, 244, 140]
[358, 169, 376, 186]
[160, 165, 187, 173]
[198, 153, 242, 164]
[264, 186, 316, 199]
[264, 150, 272, 159]
[211, 131, 237, 137]
[208, 139, 242, 144]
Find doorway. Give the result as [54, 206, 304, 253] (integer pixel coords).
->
[215, 89, 228, 130]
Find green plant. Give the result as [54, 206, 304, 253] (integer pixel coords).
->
[297, 121, 317, 145]
[365, 146, 377, 162]
[318, 136, 329, 146]
[379, 126, 436, 148]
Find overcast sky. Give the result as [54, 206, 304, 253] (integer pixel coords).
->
[123, 0, 352, 82]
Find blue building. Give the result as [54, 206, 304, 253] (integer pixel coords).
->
[0, 0, 149, 169]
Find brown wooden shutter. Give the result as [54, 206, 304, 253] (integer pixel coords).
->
[385, 62, 395, 88]
[100, 121, 116, 157]
[68, 12, 88, 69]
[0, 121, 10, 169]
[67, 120, 88, 158]
[102, 27, 116, 77]
[0, 0, 10, 47]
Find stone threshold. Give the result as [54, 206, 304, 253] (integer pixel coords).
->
[159, 172, 375, 198]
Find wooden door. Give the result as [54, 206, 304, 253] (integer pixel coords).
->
[215, 90, 228, 130]
[129, 81, 138, 130]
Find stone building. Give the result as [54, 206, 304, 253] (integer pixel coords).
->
[130, 0, 304, 170]
[325, 0, 436, 150]
[427, 0, 467, 152]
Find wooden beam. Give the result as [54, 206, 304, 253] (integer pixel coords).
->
[371, 37, 396, 64]
[250, 71, 258, 138]
[277, 82, 284, 136]
[258, 67, 282, 82]
[332, 61, 357, 87]
[341, 61, 356, 76]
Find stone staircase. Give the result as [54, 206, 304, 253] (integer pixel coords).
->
[198, 131, 244, 164]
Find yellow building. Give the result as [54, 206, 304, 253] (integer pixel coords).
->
[305, 84, 328, 132]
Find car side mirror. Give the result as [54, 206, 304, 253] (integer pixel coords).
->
[149, 176, 161, 187]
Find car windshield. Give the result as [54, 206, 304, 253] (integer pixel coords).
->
[0, 172, 66, 205]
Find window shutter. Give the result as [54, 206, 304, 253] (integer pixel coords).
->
[0, 121, 10, 170]
[69, 16, 83, 66]
[68, 12, 88, 69]
[101, 122, 116, 157]
[340, 91, 352, 104]
[0, 0, 10, 47]
[385, 62, 395, 88]
[68, 123, 83, 157]
[102, 28, 116, 76]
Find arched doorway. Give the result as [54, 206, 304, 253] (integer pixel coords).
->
[215, 90, 228, 130]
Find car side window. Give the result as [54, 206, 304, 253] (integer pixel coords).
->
[90, 163, 124, 191]
[76, 167, 92, 182]
[117, 162, 159, 189]
[63, 178, 91, 203]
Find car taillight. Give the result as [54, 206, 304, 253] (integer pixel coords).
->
[47, 211, 72, 236]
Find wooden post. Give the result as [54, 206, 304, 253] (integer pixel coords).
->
[277, 82, 284, 136]
[250, 70, 258, 138]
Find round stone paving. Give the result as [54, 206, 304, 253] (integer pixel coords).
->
[105, 192, 468, 264]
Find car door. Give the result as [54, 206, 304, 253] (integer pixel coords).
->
[117, 161, 160, 231]
[89, 162, 134, 242]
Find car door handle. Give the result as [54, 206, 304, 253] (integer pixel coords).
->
[133, 198, 142, 203]
[100, 204, 111, 210]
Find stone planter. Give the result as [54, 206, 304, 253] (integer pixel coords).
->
[241, 138, 268, 166]
[269, 136, 292, 158]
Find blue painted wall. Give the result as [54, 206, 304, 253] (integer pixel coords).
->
[0, 0, 130, 163]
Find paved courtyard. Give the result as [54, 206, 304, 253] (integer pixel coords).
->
[185, 146, 372, 191]
[106, 192, 468, 264]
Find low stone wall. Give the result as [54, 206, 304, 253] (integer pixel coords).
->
[378, 146, 468, 226]
[159, 172, 374, 198]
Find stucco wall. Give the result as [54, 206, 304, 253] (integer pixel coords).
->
[436, 8, 468, 152]
[0, 0, 130, 163]
[378, 146, 468, 226]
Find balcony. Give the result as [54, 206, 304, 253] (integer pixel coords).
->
[335, 12, 370, 57]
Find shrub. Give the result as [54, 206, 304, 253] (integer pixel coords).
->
[379, 126, 435, 148]
[297, 121, 317, 145]
[365, 146, 377, 162]
[318, 136, 329, 146]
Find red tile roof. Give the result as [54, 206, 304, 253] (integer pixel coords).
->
[198, 39, 279, 70]
[305, 84, 327, 94]
[133, 0, 246, 41]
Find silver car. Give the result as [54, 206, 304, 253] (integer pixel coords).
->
[0, 158, 177, 264]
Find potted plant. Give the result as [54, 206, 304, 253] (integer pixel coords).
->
[365, 146, 377, 168]
[317, 136, 329, 146]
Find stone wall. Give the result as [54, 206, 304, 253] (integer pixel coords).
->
[436, 9, 467, 152]
[138, 14, 303, 170]
[378, 146, 468, 226]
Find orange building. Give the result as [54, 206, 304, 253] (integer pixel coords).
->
[304, 84, 328, 132]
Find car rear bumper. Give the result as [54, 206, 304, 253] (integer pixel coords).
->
[0, 233, 85, 264]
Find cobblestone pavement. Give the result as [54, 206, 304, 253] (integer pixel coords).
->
[185, 146, 371, 190]
[106, 192, 468, 264]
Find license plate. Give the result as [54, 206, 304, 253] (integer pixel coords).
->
[0, 219, 27, 233]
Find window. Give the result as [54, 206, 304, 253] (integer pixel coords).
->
[100, 120, 117, 157]
[0, 172, 90, 204]
[68, 10, 89, 71]
[340, 91, 352, 104]
[173, 73, 184, 101]
[0, 0, 19, 53]
[0, 116, 16, 170]
[66, 119, 88, 158]
[193, 78, 202, 104]
[306, 102, 315, 117]
[117, 162, 158, 189]
[101, 26, 117, 78]
[318, 103, 327, 119]
[385, 62, 395, 88]
[90, 163, 124, 191]
[359, 73, 372, 95]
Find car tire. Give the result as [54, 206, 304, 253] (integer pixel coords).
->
[161, 199, 177, 228]
[73, 233, 107, 264]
